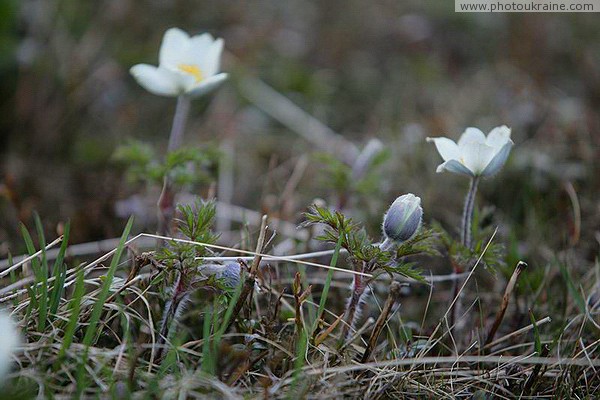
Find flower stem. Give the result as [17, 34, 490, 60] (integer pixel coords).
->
[451, 176, 479, 337]
[158, 95, 191, 235]
[339, 281, 366, 345]
[379, 238, 394, 252]
[167, 96, 191, 152]
[460, 176, 479, 250]
[339, 264, 369, 347]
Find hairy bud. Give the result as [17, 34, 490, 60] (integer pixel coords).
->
[198, 262, 241, 289]
[381, 193, 422, 250]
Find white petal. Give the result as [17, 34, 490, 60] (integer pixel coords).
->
[189, 33, 215, 67]
[200, 38, 224, 77]
[485, 125, 512, 149]
[130, 64, 181, 97]
[480, 141, 513, 177]
[426, 137, 460, 162]
[185, 73, 228, 98]
[435, 159, 475, 176]
[461, 142, 496, 175]
[159, 28, 191, 68]
[458, 127, 487, 147]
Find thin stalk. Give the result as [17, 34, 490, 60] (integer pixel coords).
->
[167, 95, 192, 152]
[460, 176, 479, 249]
[484, 261, 527, 348]
[451, 176, 479, 333]
[226, 215, 268, 331]
[339, 262, 369, 347]
[310, 234, 343, 341]
[158, 95, 192, 235]
[361, 281, 402, 362]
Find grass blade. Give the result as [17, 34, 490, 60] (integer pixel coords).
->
[82, 216, 133, 347]
[55, 265, 86, 370]
[20, 222, 47, 331]
[310, 234, 343, 340]
[201, 302, 215, 375]
[49, 221, 70, 315]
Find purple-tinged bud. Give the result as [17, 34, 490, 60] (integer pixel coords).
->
[198, 262, 241, 289]
[380, 194, 422, 251]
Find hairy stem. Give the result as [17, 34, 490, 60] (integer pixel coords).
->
[379, 238, 394, 252]
[158, 95, 192, 235]
[156, 270, 188, 360]
[167, 95, 192, 152]
[339, 266, 369, 347]
[451, 176, 479, 334]
[460, 176, 479, 250]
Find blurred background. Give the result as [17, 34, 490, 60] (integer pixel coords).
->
[1, 0, 599, 276]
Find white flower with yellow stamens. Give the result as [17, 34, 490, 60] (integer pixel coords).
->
[426, 126, 513, 177]
[0, 310, 20, 384]
[130, 28, 228, 98]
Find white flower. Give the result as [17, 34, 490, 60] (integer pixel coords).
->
[130, 28, 228, 98]
[0, 311, 20, 383]
[426, 126, 513, 177]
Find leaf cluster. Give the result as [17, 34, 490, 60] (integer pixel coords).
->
[113, 139, 219, 186]
[432, 221, 506, 273]
[156, 199, 220, 269]
[302, 205, 426, 282]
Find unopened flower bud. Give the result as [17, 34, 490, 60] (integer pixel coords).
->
[198, 262, 241, 289]
[380, 193, 422, 250]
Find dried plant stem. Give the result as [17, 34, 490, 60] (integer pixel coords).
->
[484, 261, 528, 347]
[158, 95, 192, 235]
[361, 281, 402, 362]
[227, 215, 268, 331]
[522, 343, 551, 396]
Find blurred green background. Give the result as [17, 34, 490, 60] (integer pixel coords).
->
[0, 0, 599, 274]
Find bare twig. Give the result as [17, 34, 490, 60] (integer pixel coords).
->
[227, 215, 268, 330]
[483, 316, 552, 351]
[522, 343, 551, 396]
[484, 261, 528, 347]
[361, 281, 403, 362]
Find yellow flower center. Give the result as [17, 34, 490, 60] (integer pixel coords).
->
[178, 64, 203, 83]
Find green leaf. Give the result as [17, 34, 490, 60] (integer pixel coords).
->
[311, 234, 343, 340]
[529, 309, 542, 355]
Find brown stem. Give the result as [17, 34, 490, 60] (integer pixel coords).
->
[484, 261, 527, 348]
[226, 215, 268, 331]
[522, 343, 550, 396]
[361, 281, 402, 362]
[157, 180, 176, 236]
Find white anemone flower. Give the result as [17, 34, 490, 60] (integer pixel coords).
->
[426, 126, 513, 177]
[130, 28, 228, 98]
[0, 311, 20, 383]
